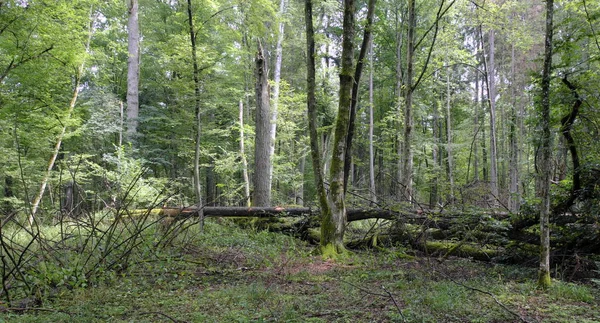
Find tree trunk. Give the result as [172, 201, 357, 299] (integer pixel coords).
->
[268, 0, 287, 193]
[431, 83, 440, 208]
[187, 0, 204, 230]
[126, 0, 140, 142]
[473, 61, 480, 182]
[296, 154, 305, 206]
[119, 101, 124, 147]
[343, 0, 376, 193]
[321, 0, 356, 257]
[478, 28, 488, 184]
[537, 0, 554, 289]
[305, 0, 329, 238]
[401, 0, 416, 203]
[368, 39, 377, 204]
[62, 180, 74, 215]
[395, 7, 404, 200]
[253, 42, 272, 207]
[487, 29, 499, 207]
[239, 100, 251, 206]
[446, 65, 455, 201]
[508, 43, 520, 212]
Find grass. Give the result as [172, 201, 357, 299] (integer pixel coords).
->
[1, 219, 599, 322]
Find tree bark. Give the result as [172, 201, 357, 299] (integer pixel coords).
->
[296, 154, 305, 206]
[446, 65, 455, 201]
[368, 39, 377, 204]
[239, 100, 251, 207]
[401, 0, 416, 203]
[473, 63, 480, 182]
[126, 0, 140, 142]
[321, 0, 356, 256]
[252, 42, 272, 207]
[304, 0, 327, 212]
[395, 7, 404, 200]
[268, 0, 287, 193]
[487, 29, 499, 207]
[537, 0, 554, 289]
[343, 0, 376, 193]
[187, 0, 204, 230]
[508, 43, 520, 212]
[431, 91, 440, 208]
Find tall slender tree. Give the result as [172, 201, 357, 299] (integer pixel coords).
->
[268, 0, 288, 192]
[537, 0, 554, 289]
[401, 0, 416, 202]
[487, 28, 499, 207]
[126, 0, 140, 142]
[187, 0, 204, 229]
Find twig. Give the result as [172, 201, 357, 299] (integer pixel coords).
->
[337, 278, 405, 321]
[437, 271, 535, 323]
[382, 285, 406, 322]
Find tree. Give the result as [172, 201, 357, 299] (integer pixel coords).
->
[126, 0, 140, 142]
[268, 0, 288, 193]
[537, 0, 554, 289]
[187, 0, 204, 229]
[239, 100, 251, 206]
[487, 28, 499, 207]
[401, 0, 416, 202]
[368, 39, 377, 203]
[253, 41, 272, 207]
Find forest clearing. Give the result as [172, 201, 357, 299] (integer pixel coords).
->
[2, 0, 600, 321]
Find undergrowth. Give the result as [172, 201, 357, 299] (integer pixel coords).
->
[1, 212, 598, 322]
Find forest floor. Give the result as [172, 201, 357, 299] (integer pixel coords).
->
[3, 220, 599, 323]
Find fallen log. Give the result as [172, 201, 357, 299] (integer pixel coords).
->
[160, 206, 424, 222]
[160, 206, 312, 218]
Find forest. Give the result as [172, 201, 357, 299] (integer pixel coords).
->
[1, 0, 600, 321]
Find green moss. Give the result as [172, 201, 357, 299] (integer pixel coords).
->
[538, 270, 552, 289]
[425, 241, 499, 261]
[320, 242, 348, 260]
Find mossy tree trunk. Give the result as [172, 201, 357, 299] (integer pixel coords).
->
[537, 0, 554, 289]
[304, 0, 329, 245]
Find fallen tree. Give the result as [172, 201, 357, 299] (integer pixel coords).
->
[159, 206, 428, 222]
[151, 205, 599, 275]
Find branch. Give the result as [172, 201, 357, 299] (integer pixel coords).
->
[194, 6, 236, 43]
[582, 0, 600, 54]
[437, 270, 534, 323]
[414, 0, 456, 50]
[337, 278, 406, 321]
[0, 45, 54, 83]
[413, 0, 457, 91]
